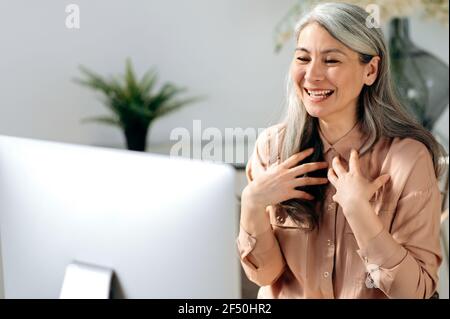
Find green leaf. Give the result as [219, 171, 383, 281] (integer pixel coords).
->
[147, 83, 187, 112]
[74, 66, 113, 96]
[139, 69, 158, 95]
[124, 58, 141, 102]
[81, 116, 121, 127]
[153, 96, 203, 118]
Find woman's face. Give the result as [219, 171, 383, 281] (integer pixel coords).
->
[291, 22, 378, 122]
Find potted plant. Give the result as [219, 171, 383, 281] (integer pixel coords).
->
[75, 59, 201, 151]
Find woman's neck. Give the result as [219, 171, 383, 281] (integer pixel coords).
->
[318, 116, 358, 145]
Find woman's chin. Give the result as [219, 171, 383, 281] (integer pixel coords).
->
[303, 103, 331, 118]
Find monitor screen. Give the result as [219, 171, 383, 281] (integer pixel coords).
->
[0, 135, 239, 298]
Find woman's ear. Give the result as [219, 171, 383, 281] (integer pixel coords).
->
[364, 56, 380, 86]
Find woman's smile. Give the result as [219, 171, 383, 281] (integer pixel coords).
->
[304, 87, 335, 103]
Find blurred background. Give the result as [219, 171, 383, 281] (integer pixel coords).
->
[0, 0, 448, 298]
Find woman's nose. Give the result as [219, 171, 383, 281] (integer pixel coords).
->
[304, 61, 325, 82]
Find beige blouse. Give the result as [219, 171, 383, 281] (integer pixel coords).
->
[236, 123, 442, 299]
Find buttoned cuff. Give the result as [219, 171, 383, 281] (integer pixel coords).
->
[356, 228, 407, 269]
[236, 224, 277, 258]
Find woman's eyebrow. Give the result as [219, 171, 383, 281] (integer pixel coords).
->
[295, 47, 347, 56]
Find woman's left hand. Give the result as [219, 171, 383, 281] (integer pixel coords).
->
[327, 149, 390, 213]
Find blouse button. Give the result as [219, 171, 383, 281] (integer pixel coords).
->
[323, 271, 329, 278]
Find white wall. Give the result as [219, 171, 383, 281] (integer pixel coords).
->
[0, 0, 295, 147]
[0, 0, 448, 298]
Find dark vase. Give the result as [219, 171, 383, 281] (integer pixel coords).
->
[388, 17, 449, 131]
[124, 122, 151, 152]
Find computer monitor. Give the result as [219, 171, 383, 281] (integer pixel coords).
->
[0, 135, 239, 298]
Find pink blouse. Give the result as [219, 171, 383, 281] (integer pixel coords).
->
[237, 123, 442, 298]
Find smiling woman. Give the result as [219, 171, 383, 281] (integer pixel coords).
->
[236, 2, 446, 299]
[292, 24, 378, 118]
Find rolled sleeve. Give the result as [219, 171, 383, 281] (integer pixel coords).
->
[353, 141, 444, 299]
[357, 185, 442, 298]
[237, 126, 286, 287]
[357, 228, 407, 269]
[236, 225, 285, 286]
[237, 225, 258, 258]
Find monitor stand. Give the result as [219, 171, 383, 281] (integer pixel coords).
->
[60, 261, 113, 299]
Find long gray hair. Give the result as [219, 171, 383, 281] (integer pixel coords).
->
[279, 2, 446, 230]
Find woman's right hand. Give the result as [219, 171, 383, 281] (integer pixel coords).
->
[243, 148, 329, 209]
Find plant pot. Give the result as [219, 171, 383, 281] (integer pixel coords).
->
[124, 123, 150, 152]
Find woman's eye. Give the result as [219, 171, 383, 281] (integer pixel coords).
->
[297, 57, 310, 62]
[325, 59, 339, 64]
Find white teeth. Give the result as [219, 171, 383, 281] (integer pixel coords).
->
[306, 89, 333, 96]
